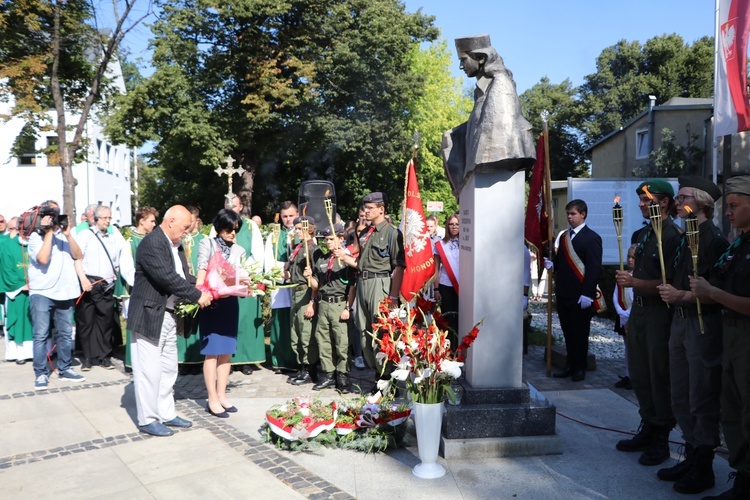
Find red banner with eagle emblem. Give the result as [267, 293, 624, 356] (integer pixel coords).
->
[400, 158, 435, 302]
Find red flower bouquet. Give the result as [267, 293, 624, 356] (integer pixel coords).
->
[265, 396, 338, 441]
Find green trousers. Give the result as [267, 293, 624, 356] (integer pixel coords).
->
[354, 276, 389, 369]
[316, 300, 349, 373]
[291, 289, 318, 365]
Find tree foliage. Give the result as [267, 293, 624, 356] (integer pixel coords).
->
[106, 0, 439, 221]
[520, 77, 587, 180]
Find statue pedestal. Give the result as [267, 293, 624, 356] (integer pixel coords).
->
[442, 171, 560, 458]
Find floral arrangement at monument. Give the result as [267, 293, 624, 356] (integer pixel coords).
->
[373, 296, 482, 404]
[265, 396, 338, 441]
[262, 393, 411, 453]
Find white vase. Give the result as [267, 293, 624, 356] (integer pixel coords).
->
[412, 401, 446, 479]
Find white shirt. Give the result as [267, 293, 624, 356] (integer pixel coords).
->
[76, 227, 120, 282]
[435, 238, 460, 287]
[165, 230, 185, 309]
[27, 230, 81, 300]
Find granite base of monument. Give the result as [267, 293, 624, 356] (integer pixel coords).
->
[441, 381, 562, 459]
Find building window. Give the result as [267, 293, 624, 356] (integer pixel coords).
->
[636, 129, 650, 159]
[13, 124, 37, 166]
[46, 136, 59, 166]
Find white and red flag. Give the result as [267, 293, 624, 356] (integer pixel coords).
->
[715, 0, 750, 137]
[400, 157, 435, 301]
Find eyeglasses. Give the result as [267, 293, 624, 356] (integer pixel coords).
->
[99, 217, 112, 220]
[8, 226, 18, 231]
[675, 194, 695, 204]
[447, 223, 459, 227]
[0, 220, 5, 223]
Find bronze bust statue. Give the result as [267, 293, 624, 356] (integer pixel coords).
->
[442, 34, 536, 198]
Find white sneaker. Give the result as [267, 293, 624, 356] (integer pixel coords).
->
[35, 374, 49, 391]
[353, 356, 365, 369]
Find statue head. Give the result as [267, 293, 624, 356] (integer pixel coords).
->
[455, 34, 507, 79]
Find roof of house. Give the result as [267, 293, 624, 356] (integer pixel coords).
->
[584, 97, 714, 153]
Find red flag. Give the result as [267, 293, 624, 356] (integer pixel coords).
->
[716, 0, 750, 136]
[400, 158, 435, 301]
[524, 135, 549, 259]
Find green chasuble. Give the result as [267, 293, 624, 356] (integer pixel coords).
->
[0, 236, 33, 346]
[176, 231, 205, 364]
[124, 231, 146, 367]
[231, 218, 266, 365]
[269, 226, 298, 370]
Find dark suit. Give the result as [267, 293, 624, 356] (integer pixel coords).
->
[553, 224, 603, 372]
[126, 227, 201, 342]
[126, 226, 201, 427]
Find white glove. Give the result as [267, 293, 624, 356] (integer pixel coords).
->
[523, 296, 529, 310]
[619, 312, 630, 328]
[578, 295, 593, 309]
[543, 258, 554, 271]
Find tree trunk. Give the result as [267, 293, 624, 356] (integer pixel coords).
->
[238, 161, 257, 217]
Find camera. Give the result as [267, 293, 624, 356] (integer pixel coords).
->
[38, 206, 68, 230]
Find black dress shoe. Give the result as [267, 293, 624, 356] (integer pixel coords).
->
[553, 368, 573, 378]
[291, 371, 313, 385]
[206, 405, 229, 418]
[241, 365, 253, 375]
[571, 370, 586, 382]
[222, 405, 238, 413]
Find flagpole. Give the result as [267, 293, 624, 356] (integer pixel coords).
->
[713, 0, 720, 187]
[541, 110, 554, 378]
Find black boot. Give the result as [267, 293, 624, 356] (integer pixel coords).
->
[702, 471, 750, 499]
[673, 445, 714, 494]
[336, 372, 352, 394]
[287, 365, 306, 384]
[639, 425, 671, 466]
[312, 372, 336, 391]
[291, 365, 314, 385]
[658, 443, 694, 481]
[616, 422, 653, 452]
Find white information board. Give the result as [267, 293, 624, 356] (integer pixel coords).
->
[568, 178, 680, 266]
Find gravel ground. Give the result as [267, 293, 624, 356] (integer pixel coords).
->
[528, 300, 626, 360]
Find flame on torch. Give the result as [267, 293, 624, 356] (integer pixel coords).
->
[325, 189, 331, 197]
[614, 196, 621, 206]
[302, 205, 307, 216]
[274, 213, 279, 223]
[684, 205, 693, 215]
[642, 185, 654, 200]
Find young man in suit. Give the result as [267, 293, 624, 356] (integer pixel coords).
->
[545, 199, 603, 382]
[127, 205, 212, 437]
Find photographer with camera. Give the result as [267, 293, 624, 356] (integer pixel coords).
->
[28, 200, 85, 390]
[74, 205, 124, 371]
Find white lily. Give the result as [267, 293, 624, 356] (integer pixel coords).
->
[441, 359, 464, 379]
[391, 369, 410, 381]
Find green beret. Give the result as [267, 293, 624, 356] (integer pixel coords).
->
[636, 179, 674, 198]
[725, 175, 750, 197]
[678, 176, 722, 201]
[292, 215, 316, 226]
[362, 192, 387, 205]
[321, 223, 345, 237]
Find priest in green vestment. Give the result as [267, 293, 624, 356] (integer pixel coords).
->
[264, 201, 299, 373]
[0, 219, 34, 362]
[177, 205, 205, 368]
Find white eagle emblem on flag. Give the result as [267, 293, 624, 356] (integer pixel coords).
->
[403, 208, 430, 257]
[722, 20, 737, 61]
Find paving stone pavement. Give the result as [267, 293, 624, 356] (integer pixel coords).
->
[0, 334, 734, 499]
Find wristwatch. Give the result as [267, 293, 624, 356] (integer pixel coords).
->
[344, 305, 354, 312]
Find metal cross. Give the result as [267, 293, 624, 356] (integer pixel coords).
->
[214, 155, 244, 204]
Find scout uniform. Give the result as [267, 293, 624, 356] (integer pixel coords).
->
[654, 177, 729, 494]
[286, 216, 322, 385]
[708, 176, 750, 499]
[355, 192, 405, 370]
[311, 224, 353, 393]
[617, 179, 682, 467]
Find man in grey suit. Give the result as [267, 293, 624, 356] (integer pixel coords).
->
[127, 205, 212, 436]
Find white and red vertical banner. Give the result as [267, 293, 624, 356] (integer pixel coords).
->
[400, 158, 435, 301]
[716, 0, 750, 137]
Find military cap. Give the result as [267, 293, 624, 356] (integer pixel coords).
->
[725, 175, 750, 197]
[678, 175, 722, 201]
[292, 215, 316, 226]
[321, 223, 345, 237]
[636, 179, 674, 198]
[362, 192, 387, 205]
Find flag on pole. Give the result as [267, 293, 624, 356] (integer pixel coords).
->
[715, 0, 750, 137]
[400, 158, 435, 301]
[524, 134, 549, 259]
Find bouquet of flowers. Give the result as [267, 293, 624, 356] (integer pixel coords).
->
[334, 396, 411, 435]
[174, 251, 248, 317]
[265, 396, 338, 441]
[374, 296, 482, 404]
[240, 258, 286, 297]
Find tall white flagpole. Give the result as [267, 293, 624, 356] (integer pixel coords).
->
[713, 0, 720, 187]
